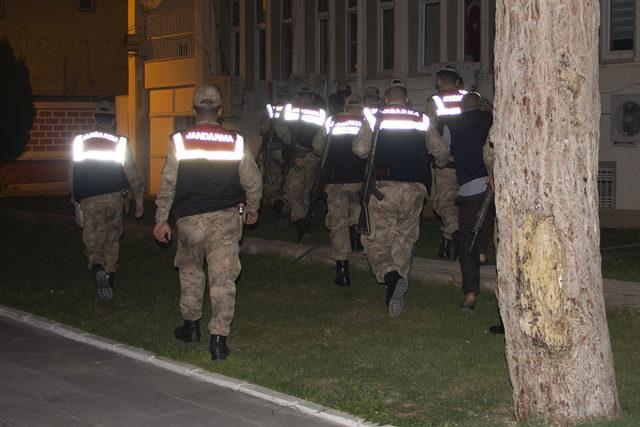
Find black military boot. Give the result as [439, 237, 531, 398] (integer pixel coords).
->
[294, 220, 311, 243]
[349, 225, 364, 252]
[438, 237, 453, 259]
[210, 335, 230, 362]
[384, 271, 409, 317]
[334, 261, 350, 287]
[174, 320, 201, 346]
[91, 263, 112, 301]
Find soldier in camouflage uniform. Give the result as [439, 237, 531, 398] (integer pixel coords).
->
[312, 94, 365, 287]
[69, 101, 145, 301]
[353, 82, 448, 316]
[275, 86, 326, 242]
[257, 88, 291, 223]
[154, 86, 262, 362]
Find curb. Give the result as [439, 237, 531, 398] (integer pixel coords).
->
[0, 305, 387, 427]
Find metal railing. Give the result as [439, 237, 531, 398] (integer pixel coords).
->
[147, 8, 195, 61]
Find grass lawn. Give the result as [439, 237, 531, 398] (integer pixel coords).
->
[2, 195, 640, 282]
[0, 219, 639, 426]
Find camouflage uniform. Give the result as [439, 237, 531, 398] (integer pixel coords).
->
[70, 143, 144, 273]
[425, 99, 459, 240]
[353, 112, 448, 282]
[312, 127, 361, 261]
[155, 131, 262, 336]
[275, 118, 321, 222]
[257, 112, 286, 207]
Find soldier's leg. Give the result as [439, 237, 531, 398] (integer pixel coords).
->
[390, 184, 428, 279]
[205, 208, 241, 337]
[103, 193, 126, 273]
[325, 184, 351, 262]
[360, 186, 397, 283]
[433, 167, 459, 239]
[174, 215, 208, 322]
[283, 156, 306, 222]
[80, 196, 108, 269]
[262, 149, 285, 207]
[346, 185, 363, 251]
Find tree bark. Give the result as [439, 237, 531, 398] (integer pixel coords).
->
[492, 1, 620, 423]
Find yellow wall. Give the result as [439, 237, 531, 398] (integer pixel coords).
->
[1, 0, 128, 97]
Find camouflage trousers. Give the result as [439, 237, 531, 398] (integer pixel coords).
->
[283, 149, 321, 222]
[433, 166, 459, 239]
[80, 191, 125, 273]
[325, 183, 361, 261]
[258, 146, 286, 207]
[361, 182, 428, 282]
[175, 208, 242, 336]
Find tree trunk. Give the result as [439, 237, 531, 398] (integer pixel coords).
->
[492, 1, 620, 423]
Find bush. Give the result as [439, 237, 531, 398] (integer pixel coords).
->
[0, 37, 36, 165]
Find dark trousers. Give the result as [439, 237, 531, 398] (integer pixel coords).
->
[456, 191, 495, 295]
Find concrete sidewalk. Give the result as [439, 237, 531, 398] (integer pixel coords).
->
[0, 317, 339, 427]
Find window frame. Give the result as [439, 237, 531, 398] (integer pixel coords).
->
[281, 0, 294, 79]
[231, 0, 241, 77]
[345, 1, 358, 76]
[77, 0, 95, 12]
[378, 0, 395, 73]
[315, 0, 330, 75]
[601, 0, 636, 61]
[418, 0, 440, 72]
[256, 0, 267, 81]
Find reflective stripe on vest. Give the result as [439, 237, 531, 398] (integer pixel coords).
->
[173, 129, 244, 161]
[431, 89, 468, 116]
[325, 115, 362, 136]
[283, 103, 326, 126]
[363, 107, 430, 132]
[266, 104, 285, 119]
[73, 131, 127, 164]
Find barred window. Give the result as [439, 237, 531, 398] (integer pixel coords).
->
[147, 9, 195, 61]
[598, 163, 616, 209]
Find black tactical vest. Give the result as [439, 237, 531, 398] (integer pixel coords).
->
[72, 131, 130, 201]
[324, 114, 365, 184]
[171, 124, 245, 220]
[283, 104, 326, 151]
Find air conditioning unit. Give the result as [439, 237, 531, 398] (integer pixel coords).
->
[610, 94, 640, 146]
[206, 75, 243, 118]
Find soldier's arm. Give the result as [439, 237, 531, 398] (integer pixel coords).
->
[426, 124, 450, 168]
[483, 137, 495, 175]
[123, 144, 145, 202]
[479, 96, 494, 112]
[239, 149, 263, 213]
[275, 116, 292, 145]
[312, 125, 329, 156]
[352, 120, 373, 159]
[425, 98, 438, 124]
[155, 143, 178, 223]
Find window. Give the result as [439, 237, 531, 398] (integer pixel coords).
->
[147, 8, 195, 61]
[346, 0, 358, 75]
[257, 1, 267, 81]
[379, 1, 394, 71]
[459, 0, 481, 62]
[421, 0, 440, 67]
[232, 0, 240, 76]
[598, 163, 616, 209]
[611, 0, 635, 51]
[281, 1, 293, 79]
[316, 0, 330, 74]
[256, 0, 266, 24]
[77, 0, 95, 12]
[0, 0, 5, 19]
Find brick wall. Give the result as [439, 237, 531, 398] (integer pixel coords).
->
[27, 104, 97, 154]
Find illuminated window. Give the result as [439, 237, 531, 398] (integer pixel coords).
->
[346, 0, 357, 75]
[379, 1, 394, 71]
[421, 0, 440, 67]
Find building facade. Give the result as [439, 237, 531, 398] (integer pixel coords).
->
[0, 0, 128, 195]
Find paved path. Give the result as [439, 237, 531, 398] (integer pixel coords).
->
[0, 318, 338, 427]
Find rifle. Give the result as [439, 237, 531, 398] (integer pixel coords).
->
[305, 130, 333, 227]
[356, 110, 385, 235]
[468, 189, 494, 254]
[262, 117, 276, 185]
